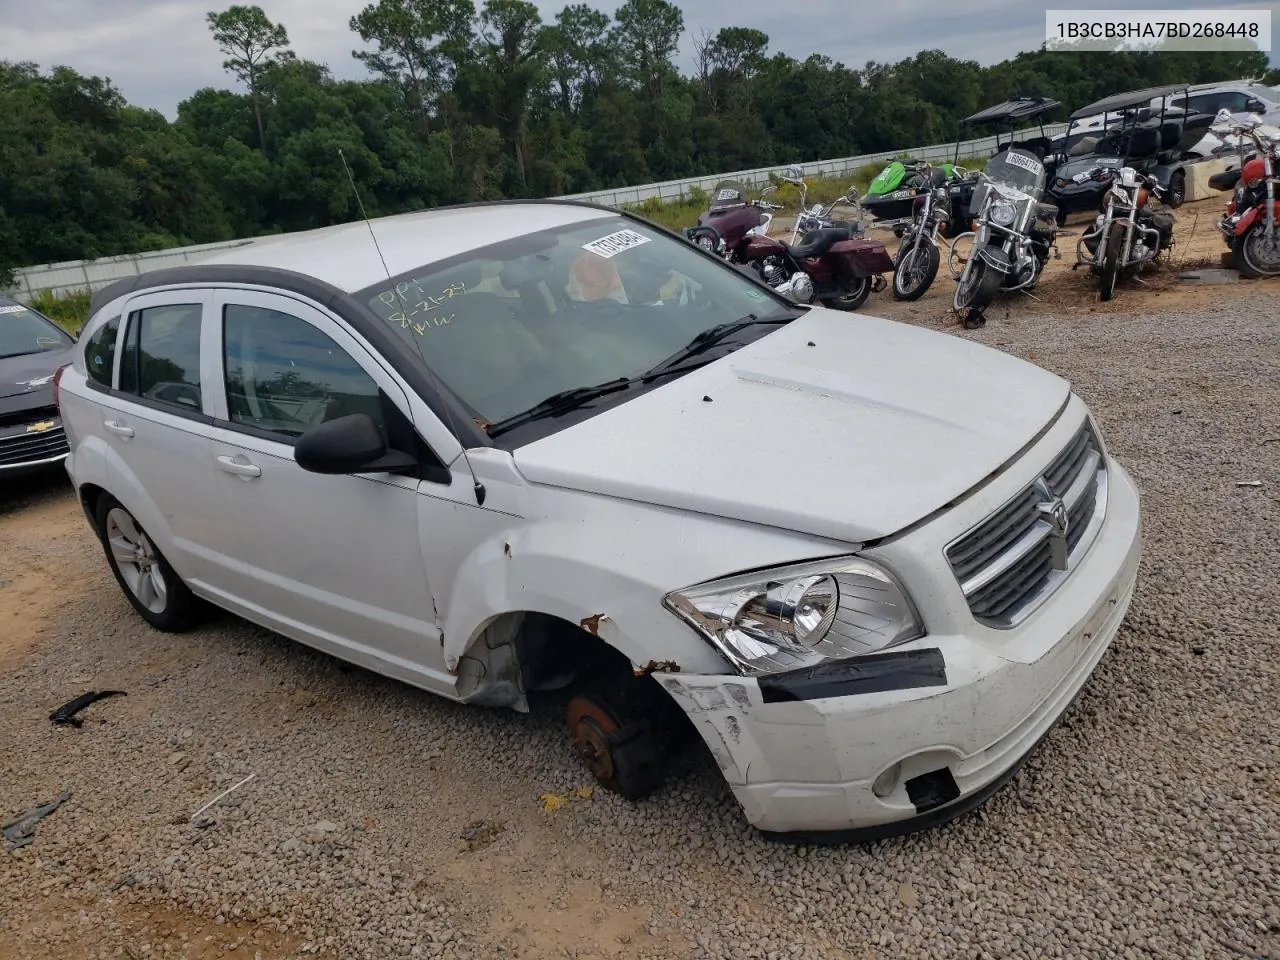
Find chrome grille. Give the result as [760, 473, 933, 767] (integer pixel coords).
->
[0, 416, 69, 467]
[946, 422, 1107, 628]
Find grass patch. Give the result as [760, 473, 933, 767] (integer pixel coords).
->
[28, 289, 92, 335]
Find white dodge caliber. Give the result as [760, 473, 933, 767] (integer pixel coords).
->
[55, 201, 1141, 843]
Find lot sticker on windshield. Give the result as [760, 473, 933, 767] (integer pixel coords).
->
[376, 281, 467, 337]
[582, 229, 652, 259]
[1002, 152, 1044, 175]
[0, 305, 29, 315]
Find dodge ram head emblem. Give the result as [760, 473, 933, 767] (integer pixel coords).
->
[1034, 478, 1070, 569]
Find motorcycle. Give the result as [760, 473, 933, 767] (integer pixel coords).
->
[1213, 116, 1280, 277]
[685, 179, 784, 258]
[1075, 165, 1175, 301]
[949, 148, 1059, 328]
[891, 162, 957, 301]
[686, 180, 895, 310]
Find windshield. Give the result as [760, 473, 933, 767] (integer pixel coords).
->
[357, 215, 793, 430]
[0, 302, 74, 359]
[984, 149, 1046, 197]
[709, 181, 749, 209]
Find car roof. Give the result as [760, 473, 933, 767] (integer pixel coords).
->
[195, 201, 616, 295]
[1070, 84, 1190, 120]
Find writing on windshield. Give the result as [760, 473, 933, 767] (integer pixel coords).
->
[375, 282, 468, 337]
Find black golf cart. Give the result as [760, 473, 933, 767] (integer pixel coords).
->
[1047, 84, 1213, 222]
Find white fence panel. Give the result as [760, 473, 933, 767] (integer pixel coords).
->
[6, 122, 1069, 300]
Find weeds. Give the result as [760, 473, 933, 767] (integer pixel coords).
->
[28, 289, 92, 335]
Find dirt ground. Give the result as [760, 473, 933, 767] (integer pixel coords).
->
[0, 187, 1275, 960]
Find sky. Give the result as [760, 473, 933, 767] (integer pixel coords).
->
[0, 0, 1275, 118]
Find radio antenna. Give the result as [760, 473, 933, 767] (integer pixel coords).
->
[338, 149, 487, 506]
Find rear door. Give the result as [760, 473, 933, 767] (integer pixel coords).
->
[95, 290, 249, 594]
[204, 288, 452, 690]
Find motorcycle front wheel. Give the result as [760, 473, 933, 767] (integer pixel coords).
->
[954, 258, 1001, 326]
[1099, 223, 1124, 302]
[1236, 224, 1280, 278]
[892, 240, 940, 301]
[821, 275, 873, 311]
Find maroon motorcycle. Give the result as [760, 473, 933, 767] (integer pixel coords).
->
[685, 180, 894, 310]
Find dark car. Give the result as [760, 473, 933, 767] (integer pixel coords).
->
[0, 295, 77, 477]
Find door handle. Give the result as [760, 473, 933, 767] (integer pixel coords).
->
[216, 455, 262, 479]
[103, 420, 134, 438]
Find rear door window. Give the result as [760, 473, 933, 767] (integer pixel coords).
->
[118, 304, 204, 414]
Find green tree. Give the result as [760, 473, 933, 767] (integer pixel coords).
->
[349, 0, 475, 133]
[206, 5, 295, 156]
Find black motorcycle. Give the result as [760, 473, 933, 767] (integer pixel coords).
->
[891, 163, 955, 301]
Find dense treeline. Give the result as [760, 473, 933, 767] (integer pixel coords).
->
[0, 0, 1271, 279]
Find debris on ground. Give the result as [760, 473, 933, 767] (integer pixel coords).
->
[189, 772, 256, 823]
[3, 788, 71, 852]
[459, 819, 505, 853]
[1236, 480, 1264, 487]
[1177, 268, 1240, 285]
[539, 786, 595, 813]
[49, 690, 126, 726]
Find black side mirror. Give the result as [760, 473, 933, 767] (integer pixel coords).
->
[1247, 98, 1266, 115]
[294, 413, 417, 476]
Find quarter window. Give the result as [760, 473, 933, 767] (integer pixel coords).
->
[119, 304, 204, 412]
[222, 304, 386, 440]
[83, 316, 120, 388]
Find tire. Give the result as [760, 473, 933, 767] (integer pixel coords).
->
[94, 494, 201, 631]
[1099, 223, 1123, 302]
[892, 239, 940, 301]
[820, 275, 872, 311]
[1166, 171, 1186, 209]
[953, 256, 1000, 314]
[1236, 224, 1280, 278]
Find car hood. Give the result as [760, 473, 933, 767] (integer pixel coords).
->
[0, 347, 75, 400]
[512, 309, 1071, 544]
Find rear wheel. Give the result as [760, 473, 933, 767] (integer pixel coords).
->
[820, 274, 873, 311]
[95, 495, 201, 631]
[892, 239, 940, 301]
[1166, 170, 1186, 209]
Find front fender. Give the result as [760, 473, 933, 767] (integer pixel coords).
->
[438, 498, 855, 679]
[1234, 201, 1278, 237]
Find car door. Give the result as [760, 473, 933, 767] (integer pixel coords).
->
[96, 290, 249, 595]
[204, 288, 452, 690]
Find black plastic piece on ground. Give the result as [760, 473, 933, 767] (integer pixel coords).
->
[905, 767, 962, 813]
[49, 690, 127, 727]
[757, 649, 947, 704]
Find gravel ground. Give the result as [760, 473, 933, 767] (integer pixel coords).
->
[2, 278, 1279, 960]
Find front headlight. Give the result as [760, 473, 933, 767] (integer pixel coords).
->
[663, 557, 925, 676]
[990, 199, 1017, 226]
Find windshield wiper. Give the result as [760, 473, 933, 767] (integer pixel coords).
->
[485, 377, 633, 437]
[485, 313, 796, 438]
[640, 312, 793, 382]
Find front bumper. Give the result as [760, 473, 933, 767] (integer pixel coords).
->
[0, 411, 70, 475]
[660, 457, 1142, 842]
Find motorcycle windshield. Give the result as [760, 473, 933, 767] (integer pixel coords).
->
[708, 181, 749, 210]
[984, 149, 1046, 198]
